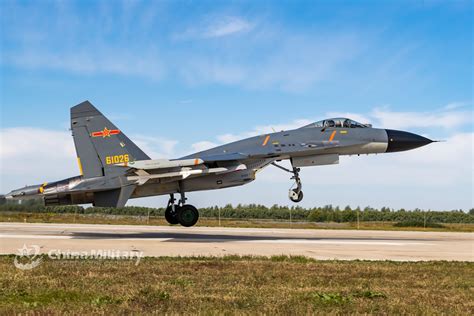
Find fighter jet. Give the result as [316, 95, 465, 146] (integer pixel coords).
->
[4, 101, 435, 227]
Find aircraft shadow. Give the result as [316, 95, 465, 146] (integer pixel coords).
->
[71, 232, 433, 243]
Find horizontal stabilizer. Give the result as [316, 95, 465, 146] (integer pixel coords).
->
[93, 185, 136, 207]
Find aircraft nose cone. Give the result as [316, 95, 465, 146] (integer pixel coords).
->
[385, 129, 434, 153]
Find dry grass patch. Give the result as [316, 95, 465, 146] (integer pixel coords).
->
[0, 256, 473, 314]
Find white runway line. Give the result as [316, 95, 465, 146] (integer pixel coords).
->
[239, 239, 433, 246]
[0, 234, 73, 239]
[0, 234, 173, 242]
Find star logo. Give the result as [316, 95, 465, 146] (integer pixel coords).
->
[91, 127, 121, 138]
[102, 127, 111, 137]
[14, 244, 42, 270]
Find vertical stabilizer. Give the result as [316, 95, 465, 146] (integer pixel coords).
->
[71, 101, 150, 178]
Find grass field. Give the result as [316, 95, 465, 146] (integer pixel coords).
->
[1, 211, 473, 232]
[1, 256, 472, 314]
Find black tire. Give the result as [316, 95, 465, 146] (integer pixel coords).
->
[290, 189, 304, 203]
[177, 205, 199, 227]
[165, 206, 179, 225]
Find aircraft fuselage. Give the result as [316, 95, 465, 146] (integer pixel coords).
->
[3, 101, 434, 226]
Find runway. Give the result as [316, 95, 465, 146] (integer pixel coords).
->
[1, 223, 472, 261]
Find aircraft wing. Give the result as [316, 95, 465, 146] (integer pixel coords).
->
[196, 152, 250, 162]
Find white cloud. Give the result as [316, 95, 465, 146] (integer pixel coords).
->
[191, 141, 219, 153]
[0, 128, 77, 191]
[131, 134, 178, 159]
[370, 107, 472, 130]
[0, 127, 76, 168]
[177, 32, 362, 92]
[203, 16, 254, 38]
[179, 60, 247, 86]
[217, 134, 242, 144]
[177, 16, 254, 40]
[2, 3, 363, 92]
[5, 49, 165, 80]
[443, 101, 469, 111]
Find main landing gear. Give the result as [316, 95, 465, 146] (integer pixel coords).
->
[271, 162, 304, 203]
[164, 191, 200, 227]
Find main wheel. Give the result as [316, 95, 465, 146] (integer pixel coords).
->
[177, 205, 199, 227]
[289, 189, 304, 203]
[165, 206, 179, 225]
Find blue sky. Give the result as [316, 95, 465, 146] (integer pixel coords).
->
[1, 0, 472, 210]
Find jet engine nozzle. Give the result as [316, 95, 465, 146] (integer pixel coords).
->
[5, 184, 44, 201]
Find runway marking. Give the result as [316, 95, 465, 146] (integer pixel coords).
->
[0, 234, 172, 242]
[0, 234, 74, 239]
[239, 239, 433, 246]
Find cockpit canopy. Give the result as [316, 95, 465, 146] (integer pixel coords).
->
[302, 118, 371, 129]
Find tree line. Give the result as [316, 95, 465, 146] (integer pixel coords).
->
[1, 200, 472, 224]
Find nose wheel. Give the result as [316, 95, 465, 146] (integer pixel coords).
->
[164, 191, 200, 227]
[271, 162, 304, 203]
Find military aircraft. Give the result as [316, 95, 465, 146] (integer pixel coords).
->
[4, 101, 435, 227]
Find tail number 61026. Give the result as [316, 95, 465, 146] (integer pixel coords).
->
[105, 154, 129, 165]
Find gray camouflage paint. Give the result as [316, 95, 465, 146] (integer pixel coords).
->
[4, 101, 433, 207]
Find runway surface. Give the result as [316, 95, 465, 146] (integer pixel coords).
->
[1, 223, 473, 261]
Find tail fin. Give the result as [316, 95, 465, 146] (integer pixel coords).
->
[71, 101, 150, 178]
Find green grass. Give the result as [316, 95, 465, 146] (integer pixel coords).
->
[1, 211, 473, 232]
[0, 256, 473, 314]
[394, 221, 446, 228]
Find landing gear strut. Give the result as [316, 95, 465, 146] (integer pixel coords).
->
[164, 189, 200, 227]
[164, 194, 179, 225]
[289, 167, 304, 203]
[271, 162, 304, 203]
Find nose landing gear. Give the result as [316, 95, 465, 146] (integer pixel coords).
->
[289, 167, 304, 203]
[164, 190, 200, 227]
[271, 162, 304, 203]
